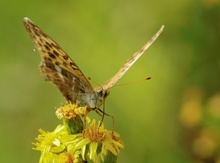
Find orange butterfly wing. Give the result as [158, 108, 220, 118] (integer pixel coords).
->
[23, 17, 93, 103]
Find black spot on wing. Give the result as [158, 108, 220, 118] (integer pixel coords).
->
[69, 62, 77, 70]
[46, 41, 52, 48]
[42, 33, 47, 37]
[53, 50, 59, 56]
[33, 30, 40, 37]
[60, 68, 74, 80]
[44, 61, 56, 71]
[60, 68, 68, 78]
[44, 44, 50, 50]
[39, 38, 44, 43]
[51, 43, 59, 49]
[63, 55, 68, 60]
[49, 52, 56, 59]
[44, 56, 52, 62]
[37, 42, 42, 47]
[63, 61, 67, 67]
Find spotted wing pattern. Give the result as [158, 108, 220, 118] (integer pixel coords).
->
[23, 17, 93, 103]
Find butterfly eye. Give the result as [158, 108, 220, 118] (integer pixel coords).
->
[104, 90, 110, 98]
[97, 89, 109, 98]
[97, 89, 104, 97]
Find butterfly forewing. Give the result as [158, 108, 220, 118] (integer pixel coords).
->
[100, 25, 164, 91]
[23, 17, 93, 103]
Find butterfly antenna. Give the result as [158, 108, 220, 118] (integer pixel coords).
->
[88, 77, 102, 87]
[111, 76, 151, 88]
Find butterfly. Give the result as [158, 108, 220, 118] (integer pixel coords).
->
[23, 17, 164, 111]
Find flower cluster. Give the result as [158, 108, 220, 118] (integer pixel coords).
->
[56, 102, 88, 120]
[33, 103, 124, 163]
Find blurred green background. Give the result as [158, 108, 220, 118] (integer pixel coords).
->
[1, 0, 220, 162]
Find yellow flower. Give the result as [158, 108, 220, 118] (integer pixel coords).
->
[33, 125, 78, 163]
[56, 102, 90, 134]
[56, 102, 88, 120]
[33, 103, 124, 163]
[58, 152, 73, 163]
[73, 120, 124, 162]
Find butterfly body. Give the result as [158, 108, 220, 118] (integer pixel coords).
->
[23, 17, 163, 111]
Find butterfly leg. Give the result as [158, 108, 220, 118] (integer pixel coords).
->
[96, 108, 115, 136]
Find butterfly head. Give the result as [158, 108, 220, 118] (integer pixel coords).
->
[93, 87, 110, 108]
